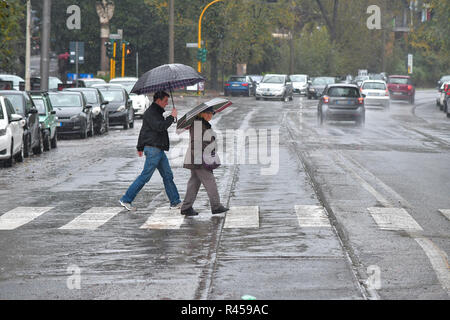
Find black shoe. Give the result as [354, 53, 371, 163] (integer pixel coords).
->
[181, 207, 199, 216]
[212, 206, 229, 215]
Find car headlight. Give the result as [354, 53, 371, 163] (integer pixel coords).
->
[92, 106, 101, 116]
[310, 88, 316, 92]
[117, 105, 126, 112]
[0, 129, 6, 136]
[70, 114, 82, 120]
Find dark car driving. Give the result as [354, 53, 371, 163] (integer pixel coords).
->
[317, 84, 365, 127]
[93, 85, 134, 130]
[64, 88, 109, 135]
[224, 75, 256, 97]
[387, 75, 415, 104]
[48, 91, 94, 139]
[308, 77, 336, 99]
[0, 90, 42, 157]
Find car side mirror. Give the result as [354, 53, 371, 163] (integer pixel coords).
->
[362, 94, 367, 98]
[51, 110, 56, 115]
[29, 108, 38, 114]
[10, 114, 23, 122]
[102, 101, 109, 105]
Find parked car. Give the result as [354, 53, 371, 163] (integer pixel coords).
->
[354, 75, 370, 87]
[81, 78, 107, 88]
[255, 74, 293, 101]
[290, 74, 309, 95]
[25, 76, 62, 91]
[360, 80, 390, 109]
[30, 91, 58, 151]
[224, 75, 256, 97]
[307, 77, 336, 99]
[317, 84, 365, 127]
[437, 82, 450, 111]
[387, 75, 415, 104]
[93, 85, 134, 130]
[0, 96, 24, 167]
[48, 91, 94, 139]
[0, 90, 42, 157]
[130, 93, 150, 118]
[0, 74, 24, 91]
[446, 92, 450, 118]
[109, 77, 138, 94]
[64, 88, 110, 135]
[437, 75, 450, 89]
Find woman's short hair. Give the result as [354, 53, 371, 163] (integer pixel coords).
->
[153, 91, 170, 102]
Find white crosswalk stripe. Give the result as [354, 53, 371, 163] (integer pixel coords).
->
[295, 205, 331, 228]
[140, 207, 185, 230]
[223, 206, 259, 229]
[439, 209, 450, 221]
[367, 207, 423, 232]
[0, 207, 54, 230]
[59, 207, 124, 230]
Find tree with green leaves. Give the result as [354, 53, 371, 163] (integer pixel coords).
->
[0, 0, 25, 74]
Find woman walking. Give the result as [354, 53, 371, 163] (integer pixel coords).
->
[180, 107, 229, 216]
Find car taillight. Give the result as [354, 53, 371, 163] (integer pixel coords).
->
[358, 97, 364, 104]
[385, 90, 389, 96]
[242, 83, 249, 87]
[407, 85, 413, 91]
[445, 84, 449, 92]
[225, 83, 230, 87]
[322, 96, 329, 104]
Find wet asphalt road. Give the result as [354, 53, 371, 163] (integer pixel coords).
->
[0, 90, 448, 300]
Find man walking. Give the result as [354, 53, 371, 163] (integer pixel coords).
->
[119, 91, 181, 211]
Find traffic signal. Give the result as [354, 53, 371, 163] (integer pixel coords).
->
[197, 48, 202, 61]
[125, 43, 132, 57]
[201, 48, 207, 63]
[105, 40, 114, 58]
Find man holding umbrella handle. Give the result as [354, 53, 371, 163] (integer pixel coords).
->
[119, 91, 181, 211]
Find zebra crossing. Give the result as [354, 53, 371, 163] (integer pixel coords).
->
[0, 205, 448, 231]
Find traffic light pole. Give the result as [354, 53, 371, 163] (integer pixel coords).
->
[112, 41, 117, 79]
[122, 42, 126, 78]
[198, 0, 223, 74]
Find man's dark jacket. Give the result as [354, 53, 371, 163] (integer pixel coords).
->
[136, 102, 174, 152]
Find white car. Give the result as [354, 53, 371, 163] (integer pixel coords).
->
[290, 74, 309, 95]
[437, 81, 450, 110]
[0, 96, 24, 167]
[109, 77, 138, 94]
[130, 93, 150, 118]
[255, 74, 294, 102]
[0, 74, 24, 91]
[360, 80, 390, 109]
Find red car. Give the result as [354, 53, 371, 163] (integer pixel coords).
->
[387, 75, 415, 104]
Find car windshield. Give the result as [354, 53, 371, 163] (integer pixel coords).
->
[313, 77, 335, 85]
[49, 78, 62, 90]
[355, 76, 369, 81]
[100, 90, 125, 102]
[229, 77, 246, 82]
[291, 75, 307, 82]
[1, 94, 24, 115]
[49, 94, 82, 107]
[85, 80, 106, 87]
[33, 98, 46, 114]
[0, 75, 22, 87]
[250, 76, 262, 82]
[441, 76, 450, 82]
[109, 81, 135, 93]
[328, 87, 360, 98]
[362, 82, 386, 90]
[262, 76, 285, 84]
[389, 77, 409, 84]
[77, 91, 98, 104]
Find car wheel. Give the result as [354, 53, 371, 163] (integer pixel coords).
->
[51, 131, 57, 149]
[357, 115, 365, 128]
[43, 130, 51, 151]
[308, 95, 312, 100]
[105, 116, 110, 133]
[409, 96, 415, 105]
[447, 112, 450, 118]
[256, 97, 260, 101]
[88, 119, 94, 137]
[318, 114, 323, 126]
[23, 134, 30, 158]
[14, 142, 24, 163]
[80, 123, 88, 139]
[32, 130, 43, 155]
[4, 143, 13, 168]
[123, 115, 129, 130]
[224, 91, 229, 97]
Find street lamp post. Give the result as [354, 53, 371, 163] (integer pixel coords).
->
[198, 0, 223, 74]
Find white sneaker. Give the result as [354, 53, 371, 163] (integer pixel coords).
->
[170, 202, 182, 210]
[119, 200, 136, 211]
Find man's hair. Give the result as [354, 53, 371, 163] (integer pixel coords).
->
[153, 91, 170, 102]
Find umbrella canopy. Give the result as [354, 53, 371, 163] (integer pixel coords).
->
[176, 98, 232, 134]
[131, 63, 205, 95]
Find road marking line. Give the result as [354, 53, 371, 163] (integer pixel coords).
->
[367, 207, 423, 232]
[295, 205, 331, 228]
[0, 207, 54, 230]
[224, 206, 259, 229]
[414, 237, 450, 294]
[59, 207, 123, 230]
[140, 207, 185, 230]
[439, 209, 450, 221]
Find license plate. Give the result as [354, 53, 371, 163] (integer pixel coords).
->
[232, 84, 239, 87]
[59, 122, 63, 127]
[392, 92, 403, 95]
[336, 100, 353, 105]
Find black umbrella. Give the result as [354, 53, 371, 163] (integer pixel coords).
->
[176, 98, 232, 134]
[131, 63, 205, 123]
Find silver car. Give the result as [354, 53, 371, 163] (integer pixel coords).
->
[360, 80, 390, 109]
[318, 84, 365, 127]
[255, 74, 293, 102]
[290, 74, 309, 95]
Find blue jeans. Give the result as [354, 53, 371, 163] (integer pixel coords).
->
[120, 147, 181, 206]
